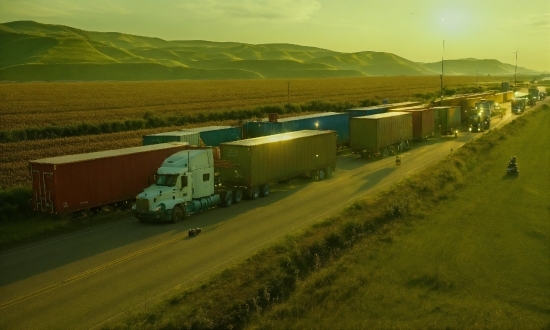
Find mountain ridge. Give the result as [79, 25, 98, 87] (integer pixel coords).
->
[0, 20, 544, 81]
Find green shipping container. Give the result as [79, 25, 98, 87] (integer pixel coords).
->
[142, 131, 201, 146]
[218, 130, 337, 188]
[350, 112, 413, 155]
[433, 106, 461, 134]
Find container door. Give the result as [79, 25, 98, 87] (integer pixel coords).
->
[31, 170, 43, 212]
[43, 172, 55, 214]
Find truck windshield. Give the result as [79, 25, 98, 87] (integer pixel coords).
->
[155, 174, 178, 187]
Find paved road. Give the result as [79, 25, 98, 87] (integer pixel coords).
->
[0, 100, 544, 329]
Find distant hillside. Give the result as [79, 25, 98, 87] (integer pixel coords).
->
[0, 21, 543, 81]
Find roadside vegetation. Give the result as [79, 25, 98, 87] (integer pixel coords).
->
[103, 104, 549, 329]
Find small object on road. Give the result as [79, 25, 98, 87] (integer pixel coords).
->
[507, 156, 519, 175]
[188, 228, 202, 237]
[395, 155, 401, 166]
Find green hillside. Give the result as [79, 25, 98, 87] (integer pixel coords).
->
[0, 20, 543, 81]
[423, 58, 536, 76]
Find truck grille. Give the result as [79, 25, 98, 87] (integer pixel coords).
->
[135, 198, 150, 212]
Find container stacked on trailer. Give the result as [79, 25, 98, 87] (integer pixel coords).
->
[389, 105, 435, 140]
[180, 126, 242, 147]
[29, 142, 189, 215]
[350, 112, 413, 159]
[142, 131, 200, 146]
[433, 106, 461, 135]
[345, 105, 388, 118]
[219, 130, 338, 198]
[242, 112, 349, 147]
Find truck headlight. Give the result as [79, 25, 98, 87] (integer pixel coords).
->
[155, 203, 166, 212]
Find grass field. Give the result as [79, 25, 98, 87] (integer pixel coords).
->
[248, 106, 550, 329]
[105, 104, 550, 329]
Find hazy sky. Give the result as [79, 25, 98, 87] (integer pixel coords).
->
[1, 0, 549, 71]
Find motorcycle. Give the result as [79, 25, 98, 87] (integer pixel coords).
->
[507, 157, 519, 175]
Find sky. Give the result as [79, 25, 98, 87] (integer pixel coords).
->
[1, 0, 549, 71]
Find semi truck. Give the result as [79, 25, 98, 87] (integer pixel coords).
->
[469, 100, 493, 132]
[433, 106, 461, 135]
[349, 112, 413, 158]
[511, 98, 527, 115]
[29, 142, 189, 215]
[133, 130, 337, 223]
[528, 87, 539, 105]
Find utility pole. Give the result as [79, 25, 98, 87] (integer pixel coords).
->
[440, 40, 445, 104]
[513, 50, 518, 90]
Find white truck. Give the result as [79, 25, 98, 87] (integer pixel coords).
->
[132, 130, 337, 223]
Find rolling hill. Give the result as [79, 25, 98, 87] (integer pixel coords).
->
[0, 20, 543, 81]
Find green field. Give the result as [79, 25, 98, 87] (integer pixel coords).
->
[106, 105, 550, 329]
[250, 108, 550, 328]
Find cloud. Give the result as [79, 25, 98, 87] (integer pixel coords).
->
[0, 0, 129, 19]
[530, 13, 550, 29]
[179, 0, 321, 22]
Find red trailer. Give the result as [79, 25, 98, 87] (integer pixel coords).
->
[389, 106, 435, 140]
[29, 142, 188, 214]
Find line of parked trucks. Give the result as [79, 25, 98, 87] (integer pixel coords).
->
[28, 86, 545, 221]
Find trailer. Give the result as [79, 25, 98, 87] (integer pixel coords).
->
[346, 105, 388, 118]
[133, 131, 337, 222]
[350, 112, 413, 158]
[389, 106, 435, 140]
[142, 131, 200, 146]
[30, 142, 188, 215]
[180, 126, 242, 147]
[242, 112, 349, 147]
[433, 106, 461, 135]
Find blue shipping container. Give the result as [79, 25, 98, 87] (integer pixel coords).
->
[346, 106, 388, 118]
[243, 112, 350, 145]
[181, 126, 242, 147]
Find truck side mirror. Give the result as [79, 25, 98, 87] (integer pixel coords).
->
[181, 176, 188, 189]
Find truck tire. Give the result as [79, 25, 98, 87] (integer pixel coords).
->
[382, 148, 389, 158]
[222, 191, 233, 207]
[317, 169, 325, 181]
[172, 205, 185, 223]
[260, 184, 270, 197]
[326, 167, 333, 178]
[233, 189, 243, 204]
[248, 186, 260, 200]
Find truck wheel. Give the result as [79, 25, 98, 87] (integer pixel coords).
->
[317, 169, 325, 181]
[382, 148, 389, 158]
[233, 189, 243, 204]
[260, 184, 270, 197]
[172, 205, 184, 223]
[325, 167, 333, 178]
[248, 186, 260, 200]
[222, 190, 233, 207]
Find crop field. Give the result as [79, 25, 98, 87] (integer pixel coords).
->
[0, 75, 507, 189]
[0, 76, 505, 131]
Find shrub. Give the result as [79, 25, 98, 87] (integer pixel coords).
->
[0, 186, 32, 220]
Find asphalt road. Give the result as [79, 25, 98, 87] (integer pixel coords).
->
[0, 100, 544, 329]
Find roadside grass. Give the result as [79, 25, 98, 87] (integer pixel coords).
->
[104, 105, 550, 327]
